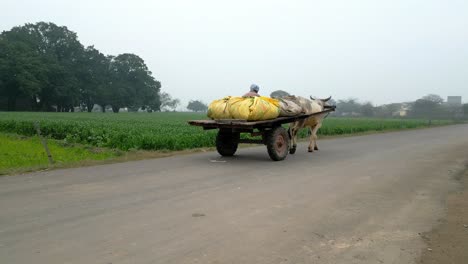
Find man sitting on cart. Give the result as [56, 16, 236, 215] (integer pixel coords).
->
[243, 84, 260, 97]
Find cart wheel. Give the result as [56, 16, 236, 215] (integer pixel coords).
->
[266, 127, 289, 161]
[216, 131, 240, 156]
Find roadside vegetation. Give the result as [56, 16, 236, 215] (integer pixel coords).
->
[304, 118, 454, 137]
[0, 112, 458, 174]
[1, 112, 456, 152]
[0, 112, 217, 151]
[0, 133, 117, 175]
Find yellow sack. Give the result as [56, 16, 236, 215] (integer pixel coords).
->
[249, 96, 280, 121]
[228, 97, 254, 120]
[229, 96, 280, 121]
[207, 96, 232, 119]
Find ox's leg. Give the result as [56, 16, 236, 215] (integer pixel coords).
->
[289, 123, 298, 154]
[312, 123, 321, 150]
[308, 126, 314, 152]
[290, 127, 298, 154]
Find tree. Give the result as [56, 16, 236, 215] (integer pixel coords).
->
[187, 100, 208, 112]
[0, 22, 162, 112]
[92, 54, 116, 112]
[147, 96, 162, 112]
[0, 38, 44, 111]
[410, 99, 441, 119]
[76, 46, 110, 112]
[463, 103, 468, 119]
[270, 90, 290, 98]
[422, 94, 444, 104]
[409, 94, 448, 120]
[107, 53, 161, 113]
[1, 22, 85, 111]
[159, 92, 180, 111]
[360, 102, 375, 117]
[335, 98, 362, 116]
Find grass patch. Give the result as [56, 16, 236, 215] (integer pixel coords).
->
[0, 133, 117, 175]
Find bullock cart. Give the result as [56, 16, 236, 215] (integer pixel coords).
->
[188, 108, 335, 161]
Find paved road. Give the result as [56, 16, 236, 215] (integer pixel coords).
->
[1, 125, 468, 264]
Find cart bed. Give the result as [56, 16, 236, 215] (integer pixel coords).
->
[188, 108, 335, 130]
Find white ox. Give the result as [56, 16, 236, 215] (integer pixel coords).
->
[288, 96, 333, 154]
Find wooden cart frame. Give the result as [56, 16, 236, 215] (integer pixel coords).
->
[188, 108, 335, 161]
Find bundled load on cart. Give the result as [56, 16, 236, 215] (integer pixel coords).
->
[207, 96, 305, 121]
[189, 85, 335, 161]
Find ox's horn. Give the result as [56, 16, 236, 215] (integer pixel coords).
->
[320, 96, 331, 102]
[310, 96, 316, 100]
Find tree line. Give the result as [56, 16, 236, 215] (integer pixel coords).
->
[0, 22, 162, 112]
[332, 94, 466, 120]
[271, 90, 467, 120]
[1, 22, 463, 117]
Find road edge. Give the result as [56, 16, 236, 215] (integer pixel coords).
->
[419, 164, 468, 264]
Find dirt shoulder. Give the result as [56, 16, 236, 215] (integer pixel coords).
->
[419, 169, 468, 264]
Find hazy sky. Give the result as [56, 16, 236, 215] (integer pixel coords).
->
[2, 0, 468, 107]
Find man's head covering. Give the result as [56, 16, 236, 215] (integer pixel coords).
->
[250, 84, 259, 93]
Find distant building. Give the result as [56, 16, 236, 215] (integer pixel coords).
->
[392, 103, 411, 117]
[447, 96, 462, 106]
[396, 105, 410, 117]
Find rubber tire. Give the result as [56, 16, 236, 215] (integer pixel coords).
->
[266, 127, 290, 161]
[216, 131, 239, 156]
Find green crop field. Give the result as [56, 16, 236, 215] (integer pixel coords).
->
[0, 112, 454, 152]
